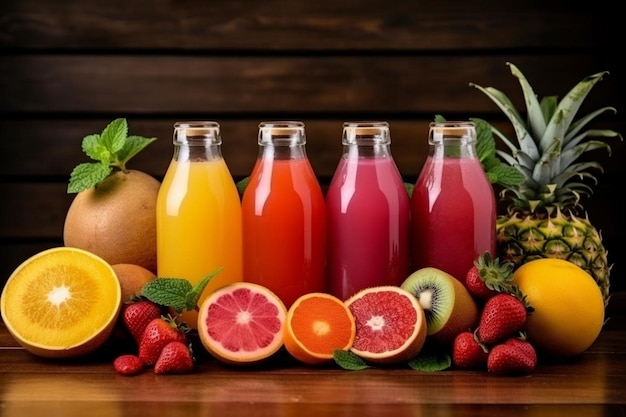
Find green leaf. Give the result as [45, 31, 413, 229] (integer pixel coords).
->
[68, 118, 157, 193]
[67, 162, 112, 193]
[333, 349, 370, 370]
[404, 182, 414, 198]
[140, 267, 223, 314]
[236, 176, 250, 196]
[408, 352, 452, 372]
[100, 118, 128, 155]
[141, 278, 194, 313]
[185, 267, 224, 312]
[116, 135, 158, 166]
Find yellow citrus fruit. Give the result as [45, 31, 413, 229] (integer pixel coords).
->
[0, 247, 122, 359]
[111, 263, 157, 303]
[512, 258, 605, 359]
[283, 292, 356, 365]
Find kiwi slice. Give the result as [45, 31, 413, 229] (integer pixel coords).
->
[401, 267, 478, 346]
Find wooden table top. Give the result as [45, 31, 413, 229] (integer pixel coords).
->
[2, 293, 626, 417]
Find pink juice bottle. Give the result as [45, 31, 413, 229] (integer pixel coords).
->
[326, 122, 410, 300]
[410, 121, 496, 282]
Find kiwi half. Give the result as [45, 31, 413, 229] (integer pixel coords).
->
[401, 267, 478, 346]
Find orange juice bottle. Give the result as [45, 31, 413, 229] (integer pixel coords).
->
[242, 121, 326, 307]
[156, 121, 243, 328]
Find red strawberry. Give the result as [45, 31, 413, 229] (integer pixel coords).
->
[487, 341, 537, 375]
[122, 299, 164, 345]
[154, 341, 195, 374]
[476, 288, 532, 345]
[452, 331, 489, 369]
[139, 316, 189, 367]
[113, 354, 145, 376]
[465, 252, 514, 301]
[503, 335, 537, 365]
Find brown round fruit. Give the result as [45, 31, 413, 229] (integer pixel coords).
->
[111, 263, 157, 303]
[63, 170, 160, 274]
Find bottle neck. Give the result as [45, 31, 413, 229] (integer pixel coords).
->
[258, 121, 308, 160]
[172, 121, 223, 162]
[428, 121, 478, 159]
[342, 121, 392, 158]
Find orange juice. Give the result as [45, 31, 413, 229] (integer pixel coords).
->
[156, 122, 242, 328]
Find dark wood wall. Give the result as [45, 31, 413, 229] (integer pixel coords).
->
[1, 0, 624, 293]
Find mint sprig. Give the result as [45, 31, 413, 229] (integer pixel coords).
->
[333, 349, 370, 370]
[434, 115, 524, 188]
[141, 267, 223, 314]
[67, 118, 157, 193]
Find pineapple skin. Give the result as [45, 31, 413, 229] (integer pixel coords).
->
[496, 207, 611, 306]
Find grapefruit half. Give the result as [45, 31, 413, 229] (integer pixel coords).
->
[344, 286, 427, 365]
[197, 282, 287, 365]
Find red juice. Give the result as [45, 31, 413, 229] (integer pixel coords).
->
[410, 155, 496, 281]
[327, 142, 410, 301]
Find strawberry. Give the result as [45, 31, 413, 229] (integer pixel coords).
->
[476, 287, 533, 345]
[503, 335, 537, 365]
[113, 354, 145, 376]
[138, 315, 189, 367]
[154, 341, 195, 374]
[452, 331, 489, 369]
[122, 299, 164, 345]
[465, 252, 515, 301]
[487, 340, 537, 375]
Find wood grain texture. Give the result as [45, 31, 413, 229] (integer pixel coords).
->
[0, 0, 624, 294]
[1, 293, 626, 416]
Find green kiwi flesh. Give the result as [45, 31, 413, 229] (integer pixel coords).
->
[400, 267, 456, 335]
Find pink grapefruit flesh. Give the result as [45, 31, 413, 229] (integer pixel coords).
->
[197, 282, 287, 365]
[345, 285, 427, 365]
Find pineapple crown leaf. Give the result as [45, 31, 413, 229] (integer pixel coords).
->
[565, 106, 619, 144]
[540, 70, 610, 152]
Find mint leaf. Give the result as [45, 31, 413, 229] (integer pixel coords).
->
[185, 267, 224, 311]
[67, 162, 112, 193]
[333, 349, 370, 370]
[142, 278, 194, 313]
[236, 176, 250, 196]
[68, 118, 157, 193]
[141, 267, 223, 314]
[117, 135, 157, 164]
[408, 352, 452, 372]
[100, 118, 128, 154]
[404, 182, 414, 198]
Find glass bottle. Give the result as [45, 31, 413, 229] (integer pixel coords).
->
[156, 121, 243, 328]
[326, 121, 410, 300]
[410, 121, 496, 281]
[242, 121, 326, 307]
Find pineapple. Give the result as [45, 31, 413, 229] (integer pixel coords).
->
[470, 62, 622, 307]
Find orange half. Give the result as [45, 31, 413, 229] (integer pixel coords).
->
[283, 292, 356, 365]
[0, 247, 122, 359]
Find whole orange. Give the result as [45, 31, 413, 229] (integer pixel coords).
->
[512, 258, 605, 359]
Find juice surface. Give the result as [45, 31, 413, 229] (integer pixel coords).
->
[156, 159, 243, 327]
[326, 157, 410, 300]
[410, 156, 495, 281]
[242, 158, 326, 307]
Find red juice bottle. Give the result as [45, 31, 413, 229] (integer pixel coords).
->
[242, 121, 326, 307]
[410, 121, 496, 281]
[326, 122, 410, 300]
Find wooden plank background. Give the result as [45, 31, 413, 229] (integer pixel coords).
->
[0, 0, 624, 294]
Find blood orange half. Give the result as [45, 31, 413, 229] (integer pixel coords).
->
[197, 282, 287, 365]
[344, 286, 427, 365]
